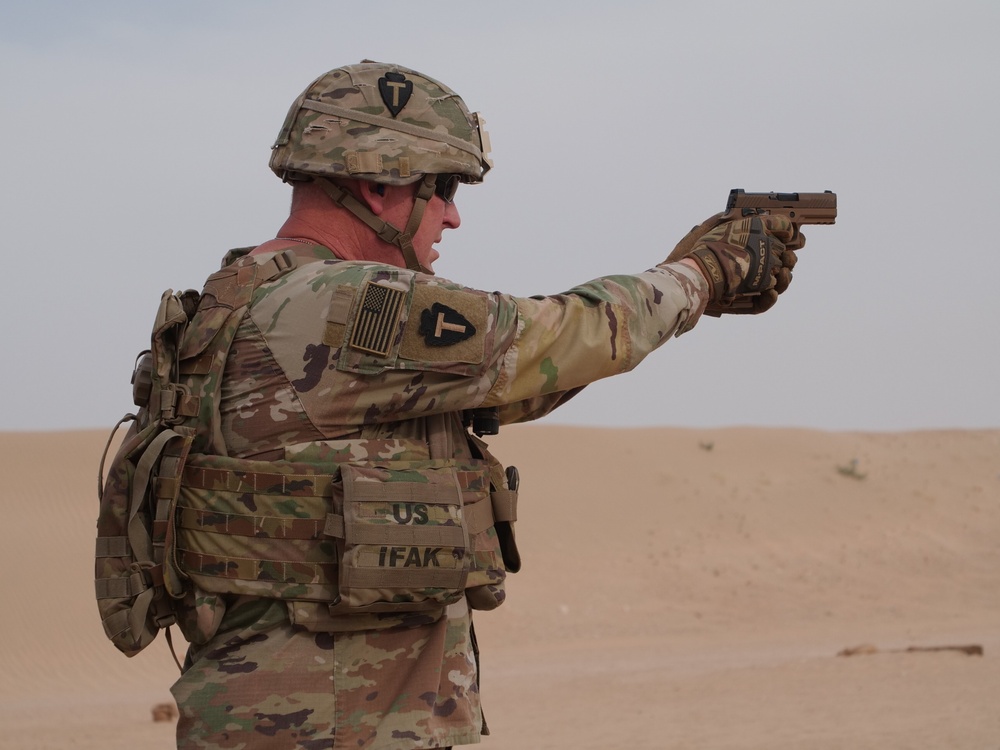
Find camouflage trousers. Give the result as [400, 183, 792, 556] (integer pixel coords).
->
[171, 598, 483, 749]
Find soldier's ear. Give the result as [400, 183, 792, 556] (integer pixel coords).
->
[359, 180, 386, 214]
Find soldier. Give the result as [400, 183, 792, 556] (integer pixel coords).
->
[165, 61, 800, 749]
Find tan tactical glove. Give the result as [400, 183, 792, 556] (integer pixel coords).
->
[684, 215, 801, 316]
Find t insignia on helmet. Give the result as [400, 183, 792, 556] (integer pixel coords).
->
[379, 72, 413, 117]
[270, 62, 490, 186]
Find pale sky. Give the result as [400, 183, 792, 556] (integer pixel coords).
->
[1, 1, 997, 432]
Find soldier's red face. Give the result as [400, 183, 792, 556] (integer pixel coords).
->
[412, 192, 461, 272]
[380, 183, 461, 273]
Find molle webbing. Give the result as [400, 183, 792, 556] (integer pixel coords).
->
[174, 454, 500, 609]
[176, 458, 341, 601]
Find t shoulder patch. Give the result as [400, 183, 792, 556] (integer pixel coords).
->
[419, 303, 476, 347]
[400, 285, 488, 366]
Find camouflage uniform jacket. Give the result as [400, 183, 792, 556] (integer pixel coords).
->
[170, 243, 708, 749]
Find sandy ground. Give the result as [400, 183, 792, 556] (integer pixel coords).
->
[1, 426, 998, 749]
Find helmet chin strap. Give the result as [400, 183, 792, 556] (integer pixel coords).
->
[316, 175, 436, 274]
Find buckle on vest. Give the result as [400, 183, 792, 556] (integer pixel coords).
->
[159, 384, 198, 424]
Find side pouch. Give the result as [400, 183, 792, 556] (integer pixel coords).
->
[333, 462, 473, 614]
[96, 417, 194, 657]
[459, 464, 509, 611]
[466, 433, 521, 597]
[492, 466, 521, 574]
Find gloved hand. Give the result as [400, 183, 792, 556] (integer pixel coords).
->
[685, 215, 802, 316]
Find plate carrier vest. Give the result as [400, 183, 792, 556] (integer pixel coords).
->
[96, 248, 520, 658]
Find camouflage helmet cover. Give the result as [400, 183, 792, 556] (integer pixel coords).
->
[270, 61, 492, 186]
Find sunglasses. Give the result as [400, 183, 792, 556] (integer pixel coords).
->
[434, 174, 461, 204]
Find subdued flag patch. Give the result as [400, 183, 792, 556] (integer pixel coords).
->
[350, 282, 405, 356]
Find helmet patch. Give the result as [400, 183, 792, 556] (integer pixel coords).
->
[270, 62, 490, 185]
[379, 72, 413, 117]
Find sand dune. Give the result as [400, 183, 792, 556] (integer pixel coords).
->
[1, 426, 997, 749]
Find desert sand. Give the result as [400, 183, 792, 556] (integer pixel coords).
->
[1, 426, 997, 749]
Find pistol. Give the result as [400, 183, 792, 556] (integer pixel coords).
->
[667, 188, 836, 262]
[724, 189, 837, 225]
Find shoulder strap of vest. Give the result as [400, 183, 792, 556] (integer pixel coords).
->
[179, 245, 334, 452]
[178, 248, 315, 456]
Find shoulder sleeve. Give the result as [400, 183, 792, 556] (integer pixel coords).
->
[325, 267, 510, 381]
[483, 262, 708, 419]
[298, 265, 521, 421]
[248, 260, 705, 428]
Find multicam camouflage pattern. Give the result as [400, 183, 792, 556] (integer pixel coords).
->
[270, 61, 491, 186]
[338, 460, 502, 611]
[172, 597, 481, 750]
[169, 242, 708, 748]
[176, 453, 341, 603]
[174, 452, 504, 612]
[95, 287, 203, 657]
[216, 244, 706, 458]
[95, 250, 312, 659]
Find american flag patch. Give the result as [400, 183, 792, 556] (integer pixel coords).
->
[349, 282, 405, 357]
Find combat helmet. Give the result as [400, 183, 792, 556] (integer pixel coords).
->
[270, 61, 492, 273]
